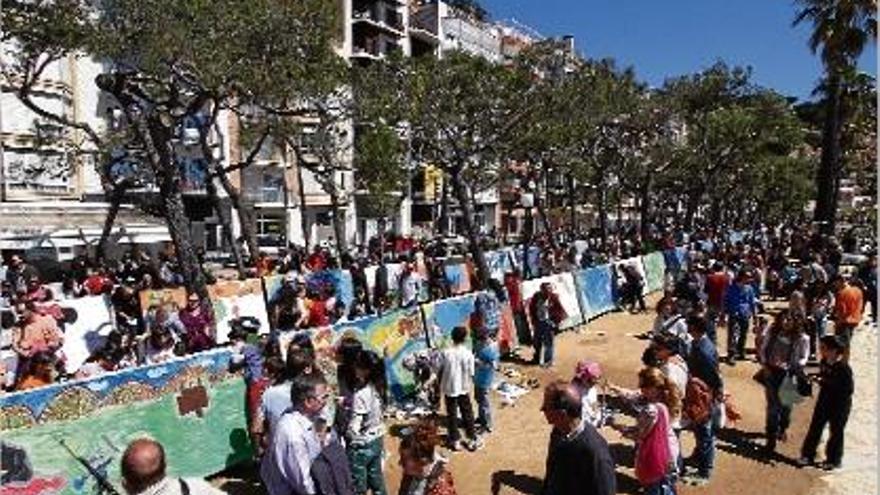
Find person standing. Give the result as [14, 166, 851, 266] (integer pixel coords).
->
[343, 350, 388, 495]
[504, 269, 530, 346]
[540, 380, 616, 495]
[439, 327, 481, 452]
[723, 270, 758, 364]
[609, 368, 681, 495]
[798, 335, 854, 471]
[758, 310, 809, 453]
[704, 262, 730, 344]
[832, 275, 863, 354]
[529, 283, 565, 368]
[260, 374, 331, 495]
[473, 329, 499, 434]
[685, 316, 723, 486]
[857, 254, 877, 324]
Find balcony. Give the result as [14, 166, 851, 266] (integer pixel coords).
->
[352, 6, 405, 37]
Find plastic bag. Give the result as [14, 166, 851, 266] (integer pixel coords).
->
[778, 372, 807, 407]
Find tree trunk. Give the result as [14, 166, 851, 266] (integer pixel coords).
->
[206, 178, 246, 278]
[439, 176, 449, 236]
[814, 72, 844, 236]
[149, 119, 209, 299]
[216, 170, 259, 263]
[597, 182, 608, 252]
[567, 173, 577, 234]
[638, 177, 652, 241]
[296, 163, 310, 251]
[450, 169, 490, 289]
[328, 183, 347, 258]
[535, 168, 557, 250]
[97, 187, 124, 263]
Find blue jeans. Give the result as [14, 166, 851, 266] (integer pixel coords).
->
[644, 475, 677, 495]
[692, 402, 720, 477]
[706, 307, 720, 345]
[764, 368, 792, 445]
[726, 314, 749, 359]
[533, 321, 555, 365]
[348, 437, 387, 495]
[474, 386, 492, 430]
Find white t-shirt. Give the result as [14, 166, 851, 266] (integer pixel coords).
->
[347, 384, 385, 446]
[440, 345, 474, 397]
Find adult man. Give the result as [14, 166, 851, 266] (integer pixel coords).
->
[261, 374, 330, 495]
[541, 380, 616, 495]
[723, 270, 758, 364]
[121, 438, 224, 495]
[529, 283, 564, 368]
[439, 326, 481, 451]
[832, 275, 863, 352]
[685, 315, 723, 486]
[704, 262, 731, 343]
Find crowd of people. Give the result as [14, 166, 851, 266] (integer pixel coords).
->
[1, 221, 876, 495]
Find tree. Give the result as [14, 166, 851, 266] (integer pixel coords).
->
[793, 0, 877, 234]
[397, 51, 531, 288]
[2, 0, 339, 297]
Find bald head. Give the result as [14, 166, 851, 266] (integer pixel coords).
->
[121, 438, 166, 494]
[542, 380, 583, 419]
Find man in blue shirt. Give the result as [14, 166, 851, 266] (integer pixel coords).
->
[723, 270, 758, 364]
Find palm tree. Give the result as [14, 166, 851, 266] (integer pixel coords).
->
[793, 0, 877, 235]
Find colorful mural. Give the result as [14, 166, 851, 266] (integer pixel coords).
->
[521, 272, 584, 331]
[207, 279, 270, 344]
[574, 265, 616, 321]
[0, 350, 250, 495]
[642, 252, 667, 293]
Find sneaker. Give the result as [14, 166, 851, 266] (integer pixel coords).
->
[466, 438, 484, 452]
[447, 441, 461, 452]
[796, 457, 814, 468]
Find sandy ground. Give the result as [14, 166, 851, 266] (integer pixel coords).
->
[212, 294, 877, 495]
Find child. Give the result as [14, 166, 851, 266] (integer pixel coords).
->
[609, 367, 681, 494]
[798, 335, 854, 470]
[344, 349, 388, 495]
[571, 359, 603, 428]
[473, 328, 499, 434]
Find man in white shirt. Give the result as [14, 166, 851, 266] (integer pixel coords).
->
[120, 438, 224, 495]
[439, 326, 481, 451]
[260, 374, 330, 495]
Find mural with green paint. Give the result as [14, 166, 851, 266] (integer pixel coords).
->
[0, 350, 252, 495]
[642, 252, 667, 293]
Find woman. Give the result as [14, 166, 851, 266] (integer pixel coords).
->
[757, 309, 809, 452]
[610, 367, 681, 495]
[398, 421, 456, 495]
[651, 297, 690, 354]
[178, 293, 215, 353]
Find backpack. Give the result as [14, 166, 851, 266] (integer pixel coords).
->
[684, 376, 713, 425]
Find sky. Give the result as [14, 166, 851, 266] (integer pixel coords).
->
[481, 0, 877, 101]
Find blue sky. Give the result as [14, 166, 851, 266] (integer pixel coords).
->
[482, 0, 877, 100]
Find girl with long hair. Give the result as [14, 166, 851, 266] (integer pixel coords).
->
[344, 349, 388, 495]
[610, 367, 682, 495]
